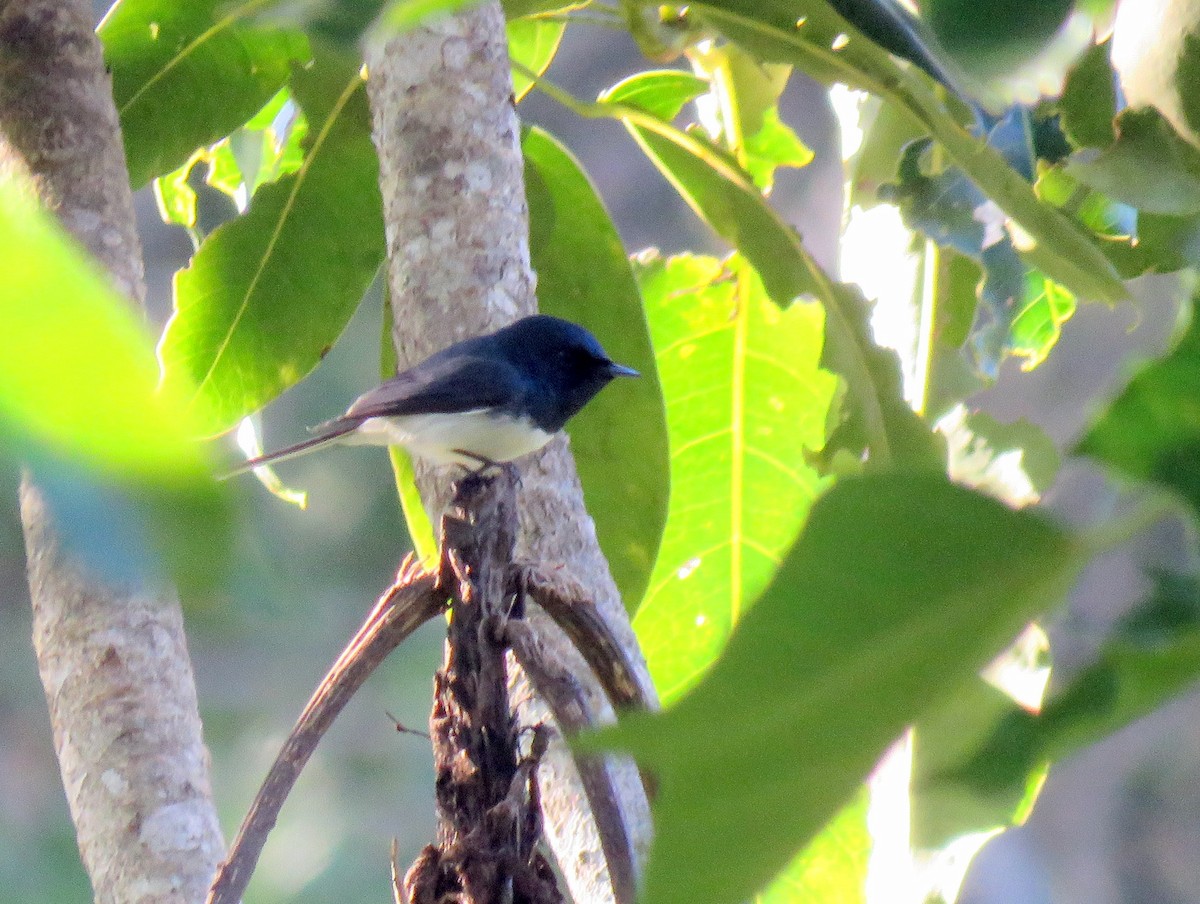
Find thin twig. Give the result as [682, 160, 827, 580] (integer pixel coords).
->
[207, 557, 445, 904]
[507, 622, 642, 904]
[513, 563, 654, 714]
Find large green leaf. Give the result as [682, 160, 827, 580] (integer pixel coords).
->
[940, 570, 1200, 809]
[158, 52, 384, 437]
[0, 180, 229, 596]
[923, 0, 1074, 79]
[0, 181, 206, 479]
[598, 70, 941, 471]
[522, 126, 669, 611]
[99, 0, 310, 189]
[631, 253, 836, 701]
[757, 791, 870, 904]
[580, 473, 1085, 904]
[1077, 296, 1200, 517]
[686, 0, 1127, 305]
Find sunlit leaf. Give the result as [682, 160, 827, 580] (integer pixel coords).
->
[153, 150, 203, 228]
[632, 253, 835, 701]
[581, 473, 1085, 904]
[756, 791, 870, 904]
[599, 70, 941, 471]
[159, 51, 384, 437]
[509, 15, 567, 103]
[690, 43, 812, 192]
[205, 88, 309, 205]
[1009, 271, 1076, 370]
[99, 0, 310, 189]
[0, 181, 206, 478]
[0, 180, 229, 597]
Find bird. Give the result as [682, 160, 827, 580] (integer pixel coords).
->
[224, 314, 640, 477]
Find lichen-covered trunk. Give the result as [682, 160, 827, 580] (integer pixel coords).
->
[364, 6, 656, 903]
[0, 2, 224, 901]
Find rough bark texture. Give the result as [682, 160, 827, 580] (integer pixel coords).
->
[365, 6, 655, 903]
[402, 471, 561, 904]
[0, 2, 225, 901]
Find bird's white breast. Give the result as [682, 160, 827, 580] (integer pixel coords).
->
[348, 410, 554, 467]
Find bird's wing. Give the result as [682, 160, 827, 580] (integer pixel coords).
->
[339, 354, 526, 423]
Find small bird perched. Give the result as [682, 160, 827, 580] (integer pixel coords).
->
[226, 314, 639, 476]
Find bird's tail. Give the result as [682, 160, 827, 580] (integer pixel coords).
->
[218, 420, 359, 480]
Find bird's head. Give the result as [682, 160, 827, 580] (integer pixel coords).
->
[495, 315, 639, 430]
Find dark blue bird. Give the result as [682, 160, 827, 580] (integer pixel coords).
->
[226, 315, 639, 476]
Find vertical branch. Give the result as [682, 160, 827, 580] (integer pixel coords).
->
[366, 7, 655, 901]
[401, 471, 559, 904]
[0, 2, 224, 901]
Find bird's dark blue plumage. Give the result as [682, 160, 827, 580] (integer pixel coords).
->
[226, 315, 638, 476]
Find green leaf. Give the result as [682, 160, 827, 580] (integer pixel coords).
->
[509, 16, 567, 103]
[631, 253, 836, 701]
[1009, 270, 1076, 370]
[687, 0, 1127, 305]
[1059, 41, 1117, 150]
[598, 71, 941, 471]
[159, 52, 385, 437]
[580, 473, 1085, 904]
[154, 150, 203, 228]
[945, 570, 1200, 804]
[0, 181, 207, 479]
[523, 127, 669, 611]
[912, 676, 1049, 850]
[1067, 107, 1200, 216]
[503, 0, 589, 17]
[99, 0, 310, 189]
[756, 790, 870, 904]
[960, 411, 1061, 497]
[204, 88, 309, 205]
[1176, 31, 1200, 142]
[923, 0, 1074, 80]
[740, 106, 814, 191]
[0, 181, 229, 599]
[1077, 296, 1200, 516]
[849, 97, 925, 209]
[690, 43, 812, 192]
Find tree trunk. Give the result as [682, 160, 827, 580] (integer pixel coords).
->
[365, 6, 655, 903]
[0, 2, 224, 901]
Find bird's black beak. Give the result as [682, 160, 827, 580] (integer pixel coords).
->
[606, 362, 640, 378]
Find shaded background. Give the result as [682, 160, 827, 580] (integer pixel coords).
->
[2, 11, 1198, 904]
